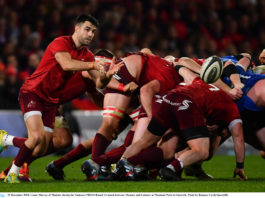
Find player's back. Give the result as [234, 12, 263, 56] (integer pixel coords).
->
[140, 54, 181, 93]
[174, 77, 240, 123]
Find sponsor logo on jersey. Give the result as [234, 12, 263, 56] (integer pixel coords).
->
[239, 74, 251, 80]
[178, 100, 192, 111]
[155, 94, 181, 106]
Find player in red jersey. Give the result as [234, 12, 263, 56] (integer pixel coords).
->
[112, 66, 246, 181]
[0, 15, 123, 183]
[80, 48, 182, 180]
[86, 51, 180, 159]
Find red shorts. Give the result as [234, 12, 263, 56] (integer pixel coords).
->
[19, 91, 58, 131]
[106, 62, 139, 95]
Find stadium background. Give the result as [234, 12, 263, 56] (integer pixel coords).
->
[0, 0, 264, 156]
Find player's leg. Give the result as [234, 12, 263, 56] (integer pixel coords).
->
[159, 137, 210, 181]
[46, 137, 93, 180]
[81, 118, 135, 181]
[4, 114, 46, 183]
[0, 130, 27, 152]
[91, 93, 131, 161]
[256, 127, 265, 150]
[111, 129, 161, 180]
[123, 130, 177, 180]
[131, 117, 149, 144]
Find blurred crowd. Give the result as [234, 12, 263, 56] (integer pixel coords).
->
[0, 0, 265, 109]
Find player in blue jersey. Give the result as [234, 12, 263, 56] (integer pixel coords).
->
[221, 55, 265, 152]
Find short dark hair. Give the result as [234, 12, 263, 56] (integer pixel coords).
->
[75, 14, 99, 28]
[94, 49, 115, 58]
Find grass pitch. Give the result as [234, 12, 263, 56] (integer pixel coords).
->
[0, 155, 264, 192]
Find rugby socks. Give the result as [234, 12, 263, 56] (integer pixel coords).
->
[127, 147, 164, 166]
[8, 143, 33, 175]
[123, 130, 135, 147]
[92, 133, 111, 159]
[167, 158, 184, 173]
[95, 145, 125, 166]
[13, 137, 27, 148]
[93, 130, 135, 166]
[54, 144, 91, 169]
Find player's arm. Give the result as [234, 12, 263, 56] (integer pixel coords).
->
[212, 78, 242, 100]
[175, 65, 198, 85]
[175, 57, 201, 74]
[106, 78, 139, 93]
[55, 51, 105, 71]
[140, 80, 161, 118]
[228, 120, 247, 180]
[218, 62, 243, 100]
[88, 57, 124, 89]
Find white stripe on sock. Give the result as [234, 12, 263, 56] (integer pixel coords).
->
[177, 158, 184, 169]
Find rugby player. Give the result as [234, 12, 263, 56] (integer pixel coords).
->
[81, 49, 182, 180]
[112, 66, 246, 181]
[0, 14, 123, 183]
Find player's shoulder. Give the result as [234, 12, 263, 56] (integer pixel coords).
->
[51, 36, 72, 46]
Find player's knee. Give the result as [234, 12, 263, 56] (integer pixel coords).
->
[28, 132, 45, 147]
[100, 118, 119, 131]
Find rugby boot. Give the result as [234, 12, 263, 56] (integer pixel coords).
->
[98, 165, 111, 181]
[134, 165, 150, 181]
[0, 171, 6, 181]
[46, 161, 65, 180]
[4, 172, 20, 184]
[81, 159, 100, 181]
[149, 169, 159, 180]
[112, 159, 135, 181]
[0, 130, 8, 154]
[184, 164, 213, 180]
[159, 167, 181, 181]
[18, 163, 32, 182]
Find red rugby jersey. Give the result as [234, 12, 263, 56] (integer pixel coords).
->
[151, 77, 240, 132]
[173, 77, 240, 124]
[21, 36, 94, 104]
[139, 54, 181, 93]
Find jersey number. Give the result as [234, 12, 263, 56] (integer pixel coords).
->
[209, 84, 220, 91]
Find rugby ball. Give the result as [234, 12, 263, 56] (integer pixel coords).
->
[200, 55, 223, 84]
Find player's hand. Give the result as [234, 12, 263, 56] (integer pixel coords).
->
[233, 168, 247, 181]
[106, 57, 124, 78]
[229, 87, 243, 100]
[94, 60, 108, 74]
[123, 82, 139, 93]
